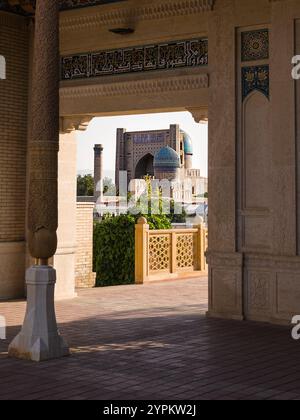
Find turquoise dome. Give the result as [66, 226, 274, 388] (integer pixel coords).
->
[154, 146, 180, 169]
[181, 131, 193, 155]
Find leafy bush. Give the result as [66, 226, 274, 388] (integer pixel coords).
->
[168, 200, 187, 224]
[77, 174, 94, 196]
[94, 214, 135, 287]
[93, 213, 171, 287]
[128, 176, 187, 224]
[135, 213, 172, 230]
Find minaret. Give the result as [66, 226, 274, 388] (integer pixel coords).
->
[115, 128, 126, 189]
[94, 144, 104, 201]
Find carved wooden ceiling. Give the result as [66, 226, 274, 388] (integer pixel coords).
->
[0, 0, 126, 15]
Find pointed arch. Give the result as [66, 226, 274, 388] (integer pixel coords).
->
[135, 154, 154, 179]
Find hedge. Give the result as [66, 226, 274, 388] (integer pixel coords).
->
[93, 214, 172, 287]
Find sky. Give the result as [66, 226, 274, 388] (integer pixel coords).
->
[76, 111, 208, 181]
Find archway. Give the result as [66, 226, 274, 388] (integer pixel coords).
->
[135, 154, 154, 179]
[59, 92, 210, 310]
[58, 19, 214, 314]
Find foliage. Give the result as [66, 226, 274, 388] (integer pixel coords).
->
[168, 200, 187, 224]
[94, 214, 136, 287]
[93, 175, 189, 287]
[77, 174, 94, 197]
[128, 175, 187, 224]
[103, 177, 116, 196]
[135, 213, 172, 230]
[93, 213, 172, 287]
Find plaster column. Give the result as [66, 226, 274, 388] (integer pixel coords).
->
[9, 0, 69, 361]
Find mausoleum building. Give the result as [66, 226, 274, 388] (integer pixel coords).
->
[116, 125, 205, 201]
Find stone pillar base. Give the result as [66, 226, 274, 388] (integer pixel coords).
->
[8, 266, 69, 362]
[206, 311, 244, 321]
[206, 251, 244, 321]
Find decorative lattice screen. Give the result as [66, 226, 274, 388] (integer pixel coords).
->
[176, 233, 196, 270]
[135, 221, 207, 283]
[149, 234, 171, 272]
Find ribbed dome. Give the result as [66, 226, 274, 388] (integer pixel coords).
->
[181, 131, 193, 155]
[154, 146, 180, 168]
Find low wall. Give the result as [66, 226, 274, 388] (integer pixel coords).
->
[135, 218, 208, 284]
[75, 203, 96, 288]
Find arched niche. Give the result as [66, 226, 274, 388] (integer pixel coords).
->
[135, 154, 154, 179]
[243, 90, 271, 211]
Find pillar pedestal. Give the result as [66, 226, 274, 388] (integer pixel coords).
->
[8, 266, 69, 362]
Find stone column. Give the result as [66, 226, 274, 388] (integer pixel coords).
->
[9, 0, 69, 362]
[206, 0, 243, 321]
[94, 144, 104, 202]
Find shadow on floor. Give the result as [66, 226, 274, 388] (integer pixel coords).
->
[0, 308, 299, 400]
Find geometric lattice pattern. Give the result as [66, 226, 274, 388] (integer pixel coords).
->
[149, 235, 170, 272]
[176, 234, 195, 269]
[241, 29, 269, 62]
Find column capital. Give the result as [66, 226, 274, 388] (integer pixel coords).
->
[59, 116, 93, 134]
[187, 107, 208, 124]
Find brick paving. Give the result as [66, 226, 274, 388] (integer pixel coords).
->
[0, 277, 299, 400]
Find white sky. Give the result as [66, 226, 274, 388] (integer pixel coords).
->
[76, 111, 208, 180]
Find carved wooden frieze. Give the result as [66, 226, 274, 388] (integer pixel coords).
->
[61, 38, 208, 80]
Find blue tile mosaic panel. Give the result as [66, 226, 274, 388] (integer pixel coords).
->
[242, 29, 269, 62]
[132, 133, 165, 145]
[242, 65, 269, 100]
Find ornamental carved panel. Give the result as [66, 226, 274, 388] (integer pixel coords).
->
[248, 271, 271, 312]
[61, 38, 208, 80]
[149, 235, 171, 272]
[241, 29, 269, 62]
[176, 234, 196, 269]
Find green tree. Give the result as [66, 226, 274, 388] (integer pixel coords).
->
[93, 213, 172, 287]
[77, 174, 94, 196]
[103, 177, 116, 196]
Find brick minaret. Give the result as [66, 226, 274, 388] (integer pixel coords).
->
[94, 144, 104, 201]
[115, 128, 126, 189]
